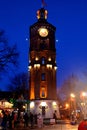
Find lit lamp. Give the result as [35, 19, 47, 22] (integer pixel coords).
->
[41, 102, 46, 107]
[48, 57, 51, 61]
[23, 105, 26, 109]
[46, 61, 52, 69]
[34, 59, 40, 69]
[30, 101, 35, 109]
[54, 66, 57, 70]
[36, 64, 40, 68]
[46, 64, 52, 69]
[40, 102, 48, 116]
[70, 93, 76, 115]
[80, 92, 87, 119]
[53, 63, 57, 70]
[35, 57, 39, 61]
[37, 9, 48, 20]
[28, 65, 31, 70]
[34, 63, 40, 68]
[39, 102, 48, 109]
[81, 92, 86, 99]
[28, 62, 32, 70]
[52, 101, 57, 108]
[70, 93, 75, 98]
[65, 103, 69, 109]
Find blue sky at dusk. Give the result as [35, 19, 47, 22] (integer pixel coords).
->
[0, 0, 87, 91]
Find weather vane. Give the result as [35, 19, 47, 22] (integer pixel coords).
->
[41, 0, 46, 8]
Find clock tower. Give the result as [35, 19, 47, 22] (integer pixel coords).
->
[28, 6, 60, 119]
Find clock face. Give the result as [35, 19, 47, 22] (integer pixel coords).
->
[38, 28, 48, 37]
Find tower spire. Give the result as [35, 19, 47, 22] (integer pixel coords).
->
[41, 0, 46, 8]
[37, 1, 48, 20]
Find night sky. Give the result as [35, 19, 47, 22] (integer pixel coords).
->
[0, 0, 87, 91]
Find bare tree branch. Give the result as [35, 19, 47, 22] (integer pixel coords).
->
[0, 30, 19, 73]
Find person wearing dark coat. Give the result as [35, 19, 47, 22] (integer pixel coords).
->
[1, 110, 7, 130]
[29, 112, 34, 128]
[23, 112, 29, 127]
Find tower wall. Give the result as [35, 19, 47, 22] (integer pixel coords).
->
[28, 8, 60, 119]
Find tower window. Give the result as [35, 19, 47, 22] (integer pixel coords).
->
[41, 73, 45, 81]
[40, 87, 46, 98]
[42, 90, 45, 97]
[40, 43, 46, 50]
[42, 57, 45, 64]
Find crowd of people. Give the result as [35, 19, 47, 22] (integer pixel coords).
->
[0, 110, 43, 130]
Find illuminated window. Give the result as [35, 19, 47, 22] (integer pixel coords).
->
[40, 87, 47, 98]
[42, 90, 45, 97]
[41, 87, 46, 98]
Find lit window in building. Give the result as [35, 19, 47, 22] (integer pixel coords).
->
[42, 90, 45, 97]
[41, 87, 46, 98]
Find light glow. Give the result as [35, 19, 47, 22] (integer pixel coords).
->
[39, 28, 48, 37]
[35, 57, 39, 61]
[30, 101, 35, 108]
[28, 66, 31, 70]
[46, 64, 52, 69]
[40, 102, 46, 107]
[70, 93, 75, 98]
[48, 57, 51, 61]
[54, 66, 57, 70]
[52, 101, 57, 106]
[34, 64, 40, 68]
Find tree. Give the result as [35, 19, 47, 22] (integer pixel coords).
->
[0, 30, 19, 74]
[8, 72, 29, 100]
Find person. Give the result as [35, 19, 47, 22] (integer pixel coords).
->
[8, 112, 12, 129]
[53, 112, 57, 119]
[23, 112, 29, 127]
[14, 112, 18, 128]
[78, 119, 87, 130]
[1, 110, 7, 130]
[34, 113, 37, 125]
[37, 113, 43, 128]
[29, 112, 34, 128]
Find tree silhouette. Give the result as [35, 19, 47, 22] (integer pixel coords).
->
[8, 72, 29, 100]
[0, 30, 19, 73]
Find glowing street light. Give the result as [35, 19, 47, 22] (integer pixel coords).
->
[81, 92, 86, 100]
[70, 93, 75, 98]
[65, 103, 69, 109]
[80, 92, 87, 119]
[70, 93, 76, 115]
[82, 92, 86, 97]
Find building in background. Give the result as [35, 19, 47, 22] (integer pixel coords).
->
[28, 5, 60, 118]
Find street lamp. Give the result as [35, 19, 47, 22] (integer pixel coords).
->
[70, 93, 75, 98]
[80, 92, 87, 119]
[70, 93, 76, 115]
[65, 103, 69, 109]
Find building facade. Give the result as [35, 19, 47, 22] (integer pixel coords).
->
[28, 7, 60, 118]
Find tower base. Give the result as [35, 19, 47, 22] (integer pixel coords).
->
[29, 99, 60, 119]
